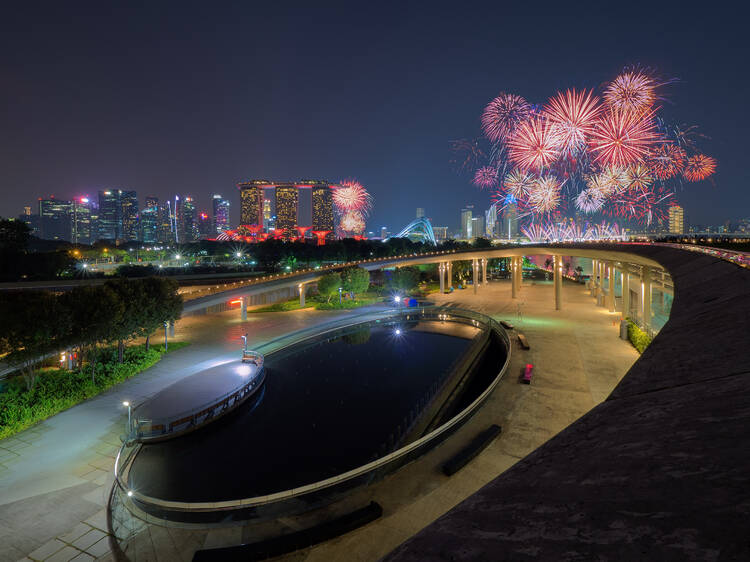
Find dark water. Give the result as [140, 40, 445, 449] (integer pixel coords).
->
[128, 323, 474, 502]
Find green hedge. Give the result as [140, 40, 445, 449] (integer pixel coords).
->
[626, 320, 652, 354]
[0, 342, 189, 440]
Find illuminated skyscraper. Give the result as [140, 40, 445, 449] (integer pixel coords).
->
[72, 197, 94, 244]
[140, 206, 159, 244]
[198, 212, 212, 239]
[39, 197, 72, 241]
[238, 180, 269, 226]
[416, 207, 425, 219]
[179, 196, 198, 242]
[275, 184, 298, 235]
[157, 202, 174, 244]
[120, 190, 139, 241]
[668, 205, 685, 234]
[98, 190, 120, 240]
[461, 207, 473, 239]
[212, 195, 230, 233]
[502, 202, 518, 239]
[311, 183, 334, 235]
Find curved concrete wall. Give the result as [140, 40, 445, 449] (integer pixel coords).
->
[386, 243, 750, 560]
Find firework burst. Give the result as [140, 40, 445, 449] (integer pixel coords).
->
[604, 70, 657, 114]
[473, 166, 498, 189]
[682, 154, 717, 182]
[588, 108, 662, 168]
[647, 144, 686, 180]
[449, 138, 486, 172]
[544, 88, 601, 155]
[575, 188, 605, 214]
[332, 180, 373, 215]
[625, 163, 653, 191]
[507, 117, 562, 171]
[339, 211, 366, 234]
[481, 93, 532, 142]
[527, 175, 563, 214]
[502, 168, 535, 198]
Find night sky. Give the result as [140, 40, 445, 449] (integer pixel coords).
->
[1, 1, 747, 231]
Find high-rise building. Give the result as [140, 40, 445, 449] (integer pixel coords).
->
[461, 207, 473, 239]
[312, 183, 334, 235]
[668, 205, 685, 234]
[238, 180, 269, 225]
[157, 202, 174, 244]
[275, 184, 298, 235]
[197, 212, 212, 239]
[177, 196, 198, 242]
[140, 206, 159, 244]
[380, 226, 388, 239]
[433, 226, 448, 241]
[120, 191, 139, 241]
[471, 216, 485, 240]
[212, 195, 230, 234]
[145, 196, 159, 209]
[98, 190, 120, 241]
[502, 202, 519, 239]
[416, 207, 425, 219]
[485, 204, 498, 238]
[38, 197, 72, 241]
[71, 197, 94, 244]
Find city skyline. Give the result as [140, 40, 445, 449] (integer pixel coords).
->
[1, 3, 748, 232]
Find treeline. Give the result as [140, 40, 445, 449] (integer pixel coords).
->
[0, 277, 182, 389]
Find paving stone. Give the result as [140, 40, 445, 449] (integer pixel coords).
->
[83, 510, 108, 534]
[57, 523, 92, 545]
[27, 539, 66, 561]
[44, 545, 80, 562]
[82, 537, 111, 559]
[71, 529, 106, 551]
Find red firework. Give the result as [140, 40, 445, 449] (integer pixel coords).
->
[603, 185, 673, 226]
[647, 144, 687, 180]
[473, 166, 498, 189]
[481, 93, 532, 143]
[682, 154, 717, 182]
[332, 179, 373, 215]
[604, 71, 657, 114]
[507, 117, 562, 171]
[588, 108, 662, 168]
[543, 88, 601, 155]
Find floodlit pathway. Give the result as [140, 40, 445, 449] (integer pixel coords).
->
[0, 304, 389, 562]
[279, 278, 639, 562]
[93, 278, 639, 562]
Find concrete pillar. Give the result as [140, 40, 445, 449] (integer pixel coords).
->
[608, 262, 616, 312]
[169, 320, 175, 337]
[439, 263, 445, 293]
[482, 258, 488, 285]
[241, 297, 247, 321]
[642, 267, 652, 332]
[590, 259, 598, 296]
[553, 255, 562, 311]
[622, 267, 630, 319]
[472, 259, 478, 295]
[511, 256, 518, 299]
[299, 284, 306, 307]
[447, 262, 453, 289]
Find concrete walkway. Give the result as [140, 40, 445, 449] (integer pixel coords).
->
[97, 278, 638, 561]
[0, 305, 390, 562]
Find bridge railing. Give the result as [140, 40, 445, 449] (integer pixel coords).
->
[113, 306, 511, 521]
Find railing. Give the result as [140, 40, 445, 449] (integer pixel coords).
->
[113, 306, 511, 519]
[128, 353, 265, 442]
[657, 242, 750, 269]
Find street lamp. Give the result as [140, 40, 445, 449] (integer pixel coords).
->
[123, 401, 131, 433]
[338, 287, 343, 304]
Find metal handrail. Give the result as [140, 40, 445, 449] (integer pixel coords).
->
[128, 354, 265, 440]
[113, 306, 511, 513]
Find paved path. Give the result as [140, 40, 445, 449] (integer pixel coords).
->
[0, 305, 389, 562]
[101, 278, 639, 561]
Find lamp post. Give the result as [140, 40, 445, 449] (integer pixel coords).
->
[123, 401, 131, 433]
[163, 321, 168, 351]
[338, 287, 343, 305]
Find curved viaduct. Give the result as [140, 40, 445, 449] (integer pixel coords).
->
[380, 242, 750, 560]
[184, 242, 750, 558]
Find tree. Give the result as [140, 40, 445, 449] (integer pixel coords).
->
[390, 267, 420, 293]
[544, 257, 553, 270]
[564, 261, 571, 276]
[341, 267, 369, 299]
[135, 277, 183, 351]
[317, 272, 341, 303]
[105, 279, 147, 362]
[0, 291, 70, 390]
[0, 219, 31, 253]
[59, 285, 124, 382]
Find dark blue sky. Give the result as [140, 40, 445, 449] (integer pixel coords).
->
[1, 1, 747, 230]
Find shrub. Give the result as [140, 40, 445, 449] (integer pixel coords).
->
[626, 319, 652, 354]
[0, 342, 189, 440]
